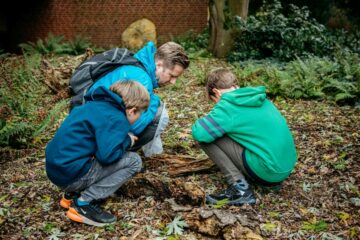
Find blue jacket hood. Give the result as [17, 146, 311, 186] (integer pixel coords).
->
[134, 41, 158, 88]
[84, 86, 126, 110]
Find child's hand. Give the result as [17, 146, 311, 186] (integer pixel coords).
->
[210, 88, 222, 103]
[210, 94, 221, 103]
[128, 133, 138, 147]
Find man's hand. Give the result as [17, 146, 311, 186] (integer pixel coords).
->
[128, 133, 138, 147]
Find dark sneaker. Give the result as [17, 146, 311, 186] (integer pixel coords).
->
[66, 201, 117, 227]
[60, 192, 79, 209]
[206, 181, 256, 206]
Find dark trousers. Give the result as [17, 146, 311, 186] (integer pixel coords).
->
[200, 136, 252, 185]
[200, 136, 283, 187]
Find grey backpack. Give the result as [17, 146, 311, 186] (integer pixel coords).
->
[69, 48, 146, 111]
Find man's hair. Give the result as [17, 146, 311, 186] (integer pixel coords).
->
[110, 80, 150, 111]
[206, 68, 238, 99]
[155, 42, 190, 69]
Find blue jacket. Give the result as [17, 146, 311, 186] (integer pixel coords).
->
[89, 42, 160, 135]
[45, 87, 132, 187]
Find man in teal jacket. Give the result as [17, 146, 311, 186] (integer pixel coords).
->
[192, 68, 297, 205]
[89, 41, 189, 153]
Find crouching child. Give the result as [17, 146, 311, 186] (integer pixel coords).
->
[192, 68, 297, 206]
[45, 80, 150, 226]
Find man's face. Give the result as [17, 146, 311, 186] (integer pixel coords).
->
[156, 61, 185, 87]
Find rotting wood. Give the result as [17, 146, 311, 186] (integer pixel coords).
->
[119, 172, 205, 205]
[146, 154, 217, 176]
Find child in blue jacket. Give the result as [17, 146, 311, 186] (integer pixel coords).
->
[46, 81, 149, 226]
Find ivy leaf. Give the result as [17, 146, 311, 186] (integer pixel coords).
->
[338, 212, 350, 221]
[303, 182, 312, 192]
[261, 222, 277, 232]
[48, 228, 65, 240]
[302, 220, 328, 232]
[166, 216, 189, 236]
[211, 198, 230, 209]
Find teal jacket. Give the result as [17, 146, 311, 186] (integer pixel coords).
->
[90, 42, 160, 135]
[192, 86, 297, 182]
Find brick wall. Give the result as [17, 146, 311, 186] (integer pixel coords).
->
[8, 0, 208, 49]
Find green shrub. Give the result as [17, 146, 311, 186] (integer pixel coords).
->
[19, 33, 67, 55]
[174, 28, 212, 59]
[234, 52, 360, 104]
[19, 33, 99, 55]
[228, 0, 359, 62]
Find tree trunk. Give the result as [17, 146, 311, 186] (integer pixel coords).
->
[208, 0, 249, 58]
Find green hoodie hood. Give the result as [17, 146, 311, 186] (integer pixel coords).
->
[221, 86, 266, 107]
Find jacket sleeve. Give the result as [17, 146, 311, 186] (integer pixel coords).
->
[94, 116, 131, 165]
[192, 103, 233, 143]
[131, 94, 160, 135]
[129, 69, 160, 135]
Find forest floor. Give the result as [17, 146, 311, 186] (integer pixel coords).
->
[0, 57, 359, 240]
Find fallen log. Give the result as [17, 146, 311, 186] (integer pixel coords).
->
[119, 172, 205, 205]
[145, 154, 217, 176]
[119, 154, 216, 205]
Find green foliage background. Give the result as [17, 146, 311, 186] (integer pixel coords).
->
[0, 54, 68, 148]
[1, 1, 359, 149]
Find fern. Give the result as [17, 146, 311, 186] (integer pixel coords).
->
[67, 35, 92, 55]
[0, 121, 34, 147]
[32, 99, 68, 140]
[19, 33, 100, 55]
[0, 53, 53, 148]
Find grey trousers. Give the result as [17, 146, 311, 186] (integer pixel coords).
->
[63, 152, 142, 202]
[200, 136, 252, 185]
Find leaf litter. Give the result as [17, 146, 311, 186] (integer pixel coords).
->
[0, 57, 359, 239]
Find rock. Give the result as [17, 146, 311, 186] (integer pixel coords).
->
[165, 198, 193, 212]
[121, 18, 157, 50]
[184, 208, 261, 239]
[223, 223, 263, 240]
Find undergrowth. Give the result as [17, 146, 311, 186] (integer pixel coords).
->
[0, 54, 68, 148]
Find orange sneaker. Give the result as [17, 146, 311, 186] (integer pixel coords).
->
[66, 201, 116, 226]
[60, 192, 78, 209]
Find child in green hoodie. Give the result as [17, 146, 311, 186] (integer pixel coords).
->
[192, 68, 297, 205]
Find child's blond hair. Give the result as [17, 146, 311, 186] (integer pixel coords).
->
[110, 81, 150, 111]
[206, 68, 238, 99]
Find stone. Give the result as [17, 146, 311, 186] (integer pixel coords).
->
[121, 18, 157, 50]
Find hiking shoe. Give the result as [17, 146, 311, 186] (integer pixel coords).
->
[206, 181, 256, 206]
[60, 192, 79, 209]
[66, 201, 116, 227]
